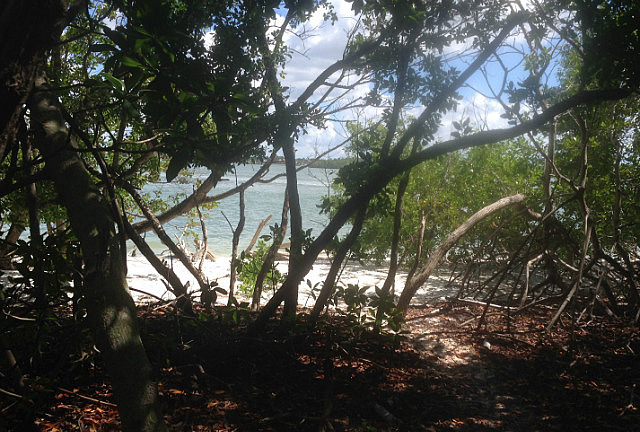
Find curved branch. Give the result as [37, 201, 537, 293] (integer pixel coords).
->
[131, 151, 277, 234]
[397, 194, 527, 315]
[247, 86, 636, 334]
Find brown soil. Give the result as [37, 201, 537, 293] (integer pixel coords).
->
[5, 301, 638, 431]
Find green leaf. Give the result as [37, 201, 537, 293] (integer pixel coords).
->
[102, 26, 127, 47]
[123, 99, 138, 118]
[84, 78, 110, 89]
[103, 74, 125, 92]
[166, 151, 191, 182]
[121, 56, 144, 68]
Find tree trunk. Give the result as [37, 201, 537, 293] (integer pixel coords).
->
[228, 189, 246, 305]
[397, 194, 527, 315]
[310, 206, 367, 323]
[194, 186, 209, 272]
[23, 139, 48, 311]
[29, 76, 166, 432]
[406, 209, 427, 282]
[252, 192, 289, 311]
[282, 137, 303, 318]
[123, 219, 193, 315]
[0, 221, 24, 269]
[380, 171, 410, 295]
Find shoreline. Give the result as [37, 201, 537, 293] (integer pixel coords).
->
[0, 254, 457, 308]
[126, 254, 456, 307]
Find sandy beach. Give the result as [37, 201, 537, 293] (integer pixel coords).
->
[0, 253, 456, 308]
[126, 253, 456, 308]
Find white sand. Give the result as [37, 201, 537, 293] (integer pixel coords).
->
[1, 254, 456, 308]
[126, 254, 456, 308]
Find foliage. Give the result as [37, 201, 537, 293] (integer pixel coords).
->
[11, 230, 82, 307]
[559, 97, 640, 251]
[2, 0, 640, 428]
[317, 282, 404, 333]
[323, 124, 543, 266]
[303, 157, 356, 169]
[215, 295, 252, 326]
[235, 240, 286, 297]
[578, 0, 640, 87]
[200, 279, 228, 311]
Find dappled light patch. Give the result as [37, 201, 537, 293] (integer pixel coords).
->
[2, 301, 632, 431]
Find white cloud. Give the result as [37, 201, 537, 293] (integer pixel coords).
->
[277, 1, 527, 157]
[435, 93, 508, 142]
[208, 1, 558, 158]
[279, 1, 358, 100]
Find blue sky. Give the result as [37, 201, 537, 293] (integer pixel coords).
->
[268, 0, 564, 158]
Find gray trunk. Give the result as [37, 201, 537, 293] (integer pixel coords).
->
[29, 76, 166, 432]
[397, 194, 527, 315]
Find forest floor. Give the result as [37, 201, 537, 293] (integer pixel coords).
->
[6, 299, 640, 431]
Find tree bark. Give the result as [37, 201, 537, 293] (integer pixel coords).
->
[282, 137, 304, 317]
[251, 192, 289, 311]
[22, 139, 48, 311]
[380, 171, 410, 295]
[228, 189, 246, 305]
[29, 76, 166, 432]
[0, 221, 24, 269]
[123, 219, 193, 315]
[194, 187, 209, 273]
[397, 194, 527, 315]
[0, 0, 67, 162]
[310, 206, 367, 323]
[406, 209, 427, 283]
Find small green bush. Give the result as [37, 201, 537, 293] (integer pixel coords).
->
[235, 240, 285, 297]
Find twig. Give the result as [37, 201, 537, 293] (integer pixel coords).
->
[460, 312, 503, 327]
[0, 387, 23, 399]
[57, 387, 117, 407]
[453, 297, 517, 311]
[490, 333, 538, 348]
[129, 287, 168, 302]
[2, 311, 36, 322]
[244, 215, 272, 254]
[194, 185, 208, 272]
[355, 356, 388, 370]
[1, 400, 19, 415]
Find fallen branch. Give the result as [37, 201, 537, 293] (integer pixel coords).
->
[57, 387, 117, 408]
[452, 297, 518, 311]
[129, 286, 169, 303]
[0, 387, 23, 399]
[245, 216, 272, 255]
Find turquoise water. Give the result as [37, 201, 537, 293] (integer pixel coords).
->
[136, 164, 338, 257]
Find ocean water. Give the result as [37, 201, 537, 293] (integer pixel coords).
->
[136, 163, 338, 257]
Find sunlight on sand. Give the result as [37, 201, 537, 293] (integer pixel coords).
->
[126, 254, 455, 308]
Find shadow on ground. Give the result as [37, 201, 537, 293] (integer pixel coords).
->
[7, 301, 639, 431]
